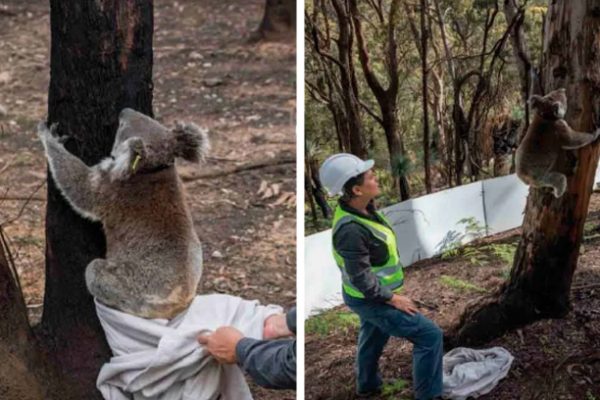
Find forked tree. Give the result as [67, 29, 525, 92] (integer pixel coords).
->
[449, 0, 600, 346]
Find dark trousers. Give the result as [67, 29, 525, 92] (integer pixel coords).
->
[343, 292, 443, 400]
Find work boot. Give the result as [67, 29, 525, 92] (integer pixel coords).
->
[355, 387, 382, 398]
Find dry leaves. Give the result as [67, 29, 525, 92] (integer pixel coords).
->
[256, 179, 295, 208]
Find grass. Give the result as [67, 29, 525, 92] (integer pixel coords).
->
[439, 275, 487, 293]
[306, 309, 360, 336]
[382, 378, 409, 400]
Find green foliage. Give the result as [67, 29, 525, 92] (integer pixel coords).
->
[306, 310, 360, 336]
[391, 153, 412, 178]
[511, 105, 525, 121]
[586, 390, 597, 400]
[440, 275, 487, 293]
[441, 217, 487, 258]
[382, 378, 409, 399]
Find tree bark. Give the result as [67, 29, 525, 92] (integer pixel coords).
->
[420, 0, 432, 193]
[256, 0, 296, 42]
[43, 1, 154, 397]
[448, 0, 600, 347]
[0, 226, 68, 399]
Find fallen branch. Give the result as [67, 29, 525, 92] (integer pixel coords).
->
[0, 180, 46, 226]
[181, 154, 295, 181]
[0, 196, 45, 202]
[572, 283, 600, 292]
[0, 8, 17, 17]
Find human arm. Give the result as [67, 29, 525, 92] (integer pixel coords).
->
[333, 223, 393, 302]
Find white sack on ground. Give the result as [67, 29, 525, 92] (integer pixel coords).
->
[95, 294, 282, 400]
[442, 347, 514, 400]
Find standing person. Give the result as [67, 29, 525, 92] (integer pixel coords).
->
[319, 154, 443, 400]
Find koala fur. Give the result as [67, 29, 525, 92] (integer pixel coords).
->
[38, 108, 209, 319]
[515, 88, 600, 198]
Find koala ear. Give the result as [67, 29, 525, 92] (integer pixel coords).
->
[172, 122, 210, 163]
[529, 95, 543, 109]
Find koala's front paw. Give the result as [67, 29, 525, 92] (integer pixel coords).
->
[37, 121, 51, 142]
[37, 122, 70, 145]
[552, 176, 567, 198]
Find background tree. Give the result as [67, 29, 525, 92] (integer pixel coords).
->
[348, 0, 412, 200]
[449, 0, 600, 346]
[256, 0, 297, 42]
[306, 0, 369, 159]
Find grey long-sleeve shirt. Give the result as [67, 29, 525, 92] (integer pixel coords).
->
[235, 307, 296, 390]
[332, 201, 394, 303]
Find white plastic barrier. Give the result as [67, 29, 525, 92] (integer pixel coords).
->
[306, 172, 585, 316]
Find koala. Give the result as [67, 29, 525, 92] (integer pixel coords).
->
[515, 88, 600, 198]
[38, 108, 210, 319]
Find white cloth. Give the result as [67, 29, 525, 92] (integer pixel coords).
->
[95, 294, 283, 400]
[442, 347, 514, 400]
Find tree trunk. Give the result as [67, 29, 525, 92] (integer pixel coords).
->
[503, 0, 533, 129]
[332, 0, 368, 159]
[382, 108, 411, 201]
[255, 0, 296, 42]
[43, 1, 154, 396]
[305, 169, 318, 223]
[308, 158, 332, 219]
[420, 0, 432, 193]
[448, 0, 600, 346]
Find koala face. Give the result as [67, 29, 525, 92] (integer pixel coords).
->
[530, 88, 567, 120]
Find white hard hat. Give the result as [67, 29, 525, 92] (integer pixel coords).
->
[319, 153, 374, 196]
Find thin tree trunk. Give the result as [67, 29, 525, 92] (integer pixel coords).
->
[349, 0, 410, 200]
[448, 0, 600, 346]
[43, 1, 154, 396]
[420, 0, 432, 193]
[382, 107, 411, 201]
[503, 0, 538, 132]
[305, 169, 318, 223]
[331, 0, 368, 159]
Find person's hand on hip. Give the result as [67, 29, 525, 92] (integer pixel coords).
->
[387, 294, 419, 316]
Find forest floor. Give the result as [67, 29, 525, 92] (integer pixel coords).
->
[0, 0, 295, 399]
[306, 194, 600, 400]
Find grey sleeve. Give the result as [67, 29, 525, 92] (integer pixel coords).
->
[235, 338, 296, 390]
[286, 307, 297, 334]
[333, 223, 393, 302]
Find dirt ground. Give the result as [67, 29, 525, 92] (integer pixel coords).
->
[306, 195, 600, 400]
[0, 1, 295, 399]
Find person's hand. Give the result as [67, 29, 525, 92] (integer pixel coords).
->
[197, 327, 244, 364]
[387, 294, 418, 316]
[263, 314, 293, 340]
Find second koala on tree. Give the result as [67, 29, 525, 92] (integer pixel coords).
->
[516, 88, 600, 198]
[39, 109, 209, 319]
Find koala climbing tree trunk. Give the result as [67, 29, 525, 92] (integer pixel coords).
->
[447, 1, 600, 347]
[36, 1, 154, 398]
